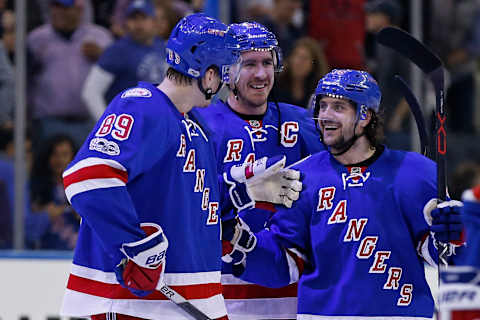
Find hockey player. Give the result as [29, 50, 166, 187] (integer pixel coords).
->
[196, 21, 325, 319]
[59, 14, 241, 320]
[221, 69, 466, 319]
[438, 185, 480, 320]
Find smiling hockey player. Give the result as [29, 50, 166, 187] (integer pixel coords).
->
[196, 21, 324, 320]
[221, 69, 465, 319]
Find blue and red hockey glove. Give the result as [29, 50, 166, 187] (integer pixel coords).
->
[221, 217, 257, 276]
[223, 155, 303, 211]
[461, 185, 480, 268]
[424, 198, 465, 249]
[114, 223, 168, 297]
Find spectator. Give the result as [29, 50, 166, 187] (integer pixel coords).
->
[27, 0, 113, 149]
[109, 0, 129, 37]
[111, 0, 190, 38]
[308, 0, 366, 70]
[258, 0, 305, 56]
[276, 36, 328, 109]
[30, 134, 79, 250]
[0, 127, 50, 249]
[1, 3, 14, 63]
[153, 0, 181, 40]
[0, 41, 13, 128]
[231, 0, 273, 22]
[82, 0, 168, 120]
[365, 0, 412, 150]
[429, 0, 480, 133]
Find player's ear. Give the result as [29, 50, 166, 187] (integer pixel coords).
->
[202, 67, 219, 89]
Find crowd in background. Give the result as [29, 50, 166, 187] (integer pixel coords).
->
[0, 0, 480, 250]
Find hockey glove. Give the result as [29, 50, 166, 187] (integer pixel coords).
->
[461, 185, 480, 268]
[424, 198, 465, 245]
[114, 223, 168, 297]
[223, 155, 302, 211]
[221, 217, 257, 270]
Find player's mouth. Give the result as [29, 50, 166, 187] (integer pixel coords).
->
[321, 120, 340, 132]
[249, 83, 268, 91]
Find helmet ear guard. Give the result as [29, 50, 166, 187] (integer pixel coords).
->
[359, 105, 368, 120]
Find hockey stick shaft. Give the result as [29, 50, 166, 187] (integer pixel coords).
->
[377, 27, 449, 265]
[377, 27, 447, 200]
[285, 155, 311, 169]
[393, 75, 430, 156]
[159, 283, 213, 320]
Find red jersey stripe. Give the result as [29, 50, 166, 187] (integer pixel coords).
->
[64, 164, 128, 189]
[222, 283, 297, 299]
[67, 274, 222, 300]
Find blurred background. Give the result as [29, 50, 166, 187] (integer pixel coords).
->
[0, 0, 479, 318]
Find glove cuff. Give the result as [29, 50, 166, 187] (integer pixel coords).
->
[223, 171, 255, 211]
[120, 223, 168, 269]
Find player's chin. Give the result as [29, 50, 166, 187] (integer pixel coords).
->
[322, 135, 341, 148]
[197, 101, 210, 108]
[251, 93, 268, 104]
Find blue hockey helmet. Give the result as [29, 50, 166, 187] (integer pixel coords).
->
[166, 13, 240, 82]
[229, 22, 283, 72]
[314, 69, 381, 116]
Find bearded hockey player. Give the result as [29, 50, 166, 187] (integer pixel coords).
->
[196, 21, 324, 319]
[221, 69, 465, 319]
[60, 13, 240, 320]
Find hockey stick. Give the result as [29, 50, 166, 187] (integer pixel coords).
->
[392, 75, 429, 156]
[377, 27, 449, 264]
[159, 282, 213, 320]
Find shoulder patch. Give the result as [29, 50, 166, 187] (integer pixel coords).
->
[121, 87, 152, 98]
[89, 137, 120, 156]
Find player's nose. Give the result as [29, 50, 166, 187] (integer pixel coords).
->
[254, 65, 268, 79]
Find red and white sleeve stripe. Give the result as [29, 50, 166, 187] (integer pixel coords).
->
[285, 247, 307, 284]
[63, 157, 129, 203]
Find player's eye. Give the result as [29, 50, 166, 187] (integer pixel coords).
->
[263, 59, 274, 66]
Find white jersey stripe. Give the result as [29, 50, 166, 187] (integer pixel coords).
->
[61, 289, 227, 319]
[70, 263, 221, 286]
[65, 178, 126, 202]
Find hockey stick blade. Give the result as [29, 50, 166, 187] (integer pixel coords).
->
[376, 27, 441, 74]
[393, 75, 429, 156]
[159, 283, 213, 320]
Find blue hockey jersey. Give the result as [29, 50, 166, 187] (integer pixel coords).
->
[241, 148, 438, 319]
[196, 100, 324, 319]
[61, 82, 227, 319]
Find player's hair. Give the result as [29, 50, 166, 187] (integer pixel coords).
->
[364, 108, 385, 147]
[166, 67, 193, 86]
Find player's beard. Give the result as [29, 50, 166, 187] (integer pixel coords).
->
[236, 86, 268, 110]
[324, 127, 355, 151]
